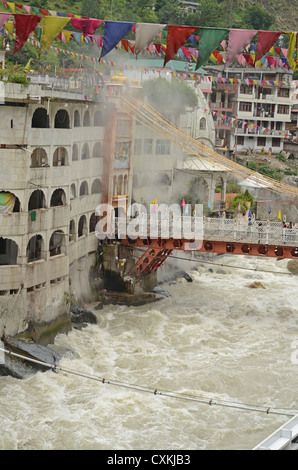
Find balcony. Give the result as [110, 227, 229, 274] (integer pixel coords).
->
[210, 102, 234, 112]
[215, 120, 233, 130]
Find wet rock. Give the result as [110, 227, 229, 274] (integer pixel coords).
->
[70, 306, 98, 325]
[94, 302, 104, 310]
[287, 260, 298, 275]
[153, 286, 172, 298]
[0, 337, 61, 379]
[182, 272, 193, 282]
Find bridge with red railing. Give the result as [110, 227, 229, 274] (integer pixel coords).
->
[106, 216, 298, 276]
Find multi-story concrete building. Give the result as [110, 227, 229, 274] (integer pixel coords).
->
[204, 65, 293, 155]
[0, 74, 105, 342]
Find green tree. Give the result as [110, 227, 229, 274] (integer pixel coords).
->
[242, 6, 275, 30]
[184, 0, 225, 27]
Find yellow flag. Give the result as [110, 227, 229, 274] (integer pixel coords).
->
[151, 198, 157, 205]
[277, 209, 282, 221]
[24, 58, 32, 73]
[287, 32, 297, 70]
[40, 16, 71, 53]
[62, 30, 72, 43]
[7, 2, 15, 14]
[5, 20, 14, 37]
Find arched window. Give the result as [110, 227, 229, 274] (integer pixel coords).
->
[70, 183, 76, 199]
[94, 110, 104, 126]
[0, 237, 18, 265]
[74, 110, 80, 127]
[200, 117, 206, 130]
[81, 143, 90, 160]
[89, 213, 98, 233]
[50, 188, 66, 207]
[28, 189, 46, 211]
[49, 230, 65, 257]
[30, 148, 48, 168]
[157, 173, 171, 186]
[27, 235, 43, 262]
[78, 215, 87, 237]
[91, 179, 102, 194]
[0, 191, 20, 213]
[53, 147, 68, 166]
[79, 181, 88, 196]
[92, 142, 102, 159]
[72, 144, 79, 161]
[69, 219, 75, 242]
[54, 109, 70, 129]
[31, 108, 49, 128]
[83, 110, 90, 127]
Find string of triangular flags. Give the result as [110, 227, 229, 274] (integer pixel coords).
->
[24, 36, 298, 92]
[0, 2, 297, 71]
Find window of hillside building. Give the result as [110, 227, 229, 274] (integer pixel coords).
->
[239, 102, 252, 112]
[262, 88, 272, 96]
[94, 110, 104, 126]
[74, 110, 80, 127]
[277, 88, 290, 98]
[276, 122, 282, 130]
[54, 109, 70, 129]
[257, 137, 266, 147]
[240, 85, 253, 94]
[236, 136, 244, 145]
[53, 147, 68, 166]
[0, 237, 18, 265]
[277, 104, 289, 114]
[30, 148, 48, 168]
[272, 137, 281, 147]
[28, 189, 46, 211]
[116, 119, 130, 137]
[156, 139, 170, 155]
[92, 142, 102, 158]
[50, 188, 66, 207]
[144, 139, 153, 154]
[31, 107, 49, 128]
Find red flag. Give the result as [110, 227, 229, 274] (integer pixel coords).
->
[14, 14, 42, 53]
[255, 31, 282, 62]
[71, 18, 103, 36]
[164, 25, 198, 67]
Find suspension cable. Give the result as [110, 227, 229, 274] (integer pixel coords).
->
[0, 347, 296, 418]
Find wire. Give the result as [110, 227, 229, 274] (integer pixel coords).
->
[119, 96, 298, 200]
[0, 347, 296, 418]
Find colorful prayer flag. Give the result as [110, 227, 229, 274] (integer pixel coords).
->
[196, 28, 229, 70]
[14, 14, 42, 53]
[164, 25, 198, 67]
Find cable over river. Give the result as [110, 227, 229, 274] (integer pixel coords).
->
[0, 254, 297, 450]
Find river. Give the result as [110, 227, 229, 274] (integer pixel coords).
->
[0, 254, 297, 450]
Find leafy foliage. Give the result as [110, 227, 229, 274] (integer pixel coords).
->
[230, 189, 254, 213]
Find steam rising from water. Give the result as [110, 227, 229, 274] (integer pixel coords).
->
[0, 254, 297, 450]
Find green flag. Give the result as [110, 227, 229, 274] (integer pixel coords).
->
[196, 28, 229, 70]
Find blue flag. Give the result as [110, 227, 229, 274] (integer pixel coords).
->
[100, 21, 135, 59]
[248, 207, 252, 218]
[268, 203, 271, 214]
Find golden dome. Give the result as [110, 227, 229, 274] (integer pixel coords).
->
[110, 71, 128, 84]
